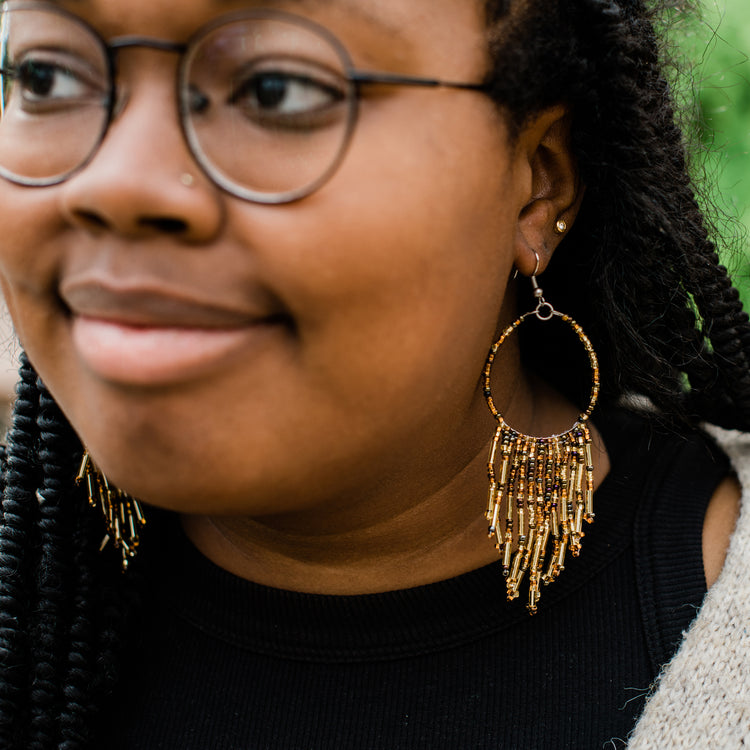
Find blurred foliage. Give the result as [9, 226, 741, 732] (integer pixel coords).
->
[670, 0, 750, 306]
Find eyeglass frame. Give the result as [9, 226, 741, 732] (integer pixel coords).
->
[0, 2, 493, 204]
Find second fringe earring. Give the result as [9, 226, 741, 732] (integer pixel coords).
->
[77, 451, 146, 570]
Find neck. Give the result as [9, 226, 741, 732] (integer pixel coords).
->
[181, 442, 494, 594]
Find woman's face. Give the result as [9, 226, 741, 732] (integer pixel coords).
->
[0, 0, 534, 519]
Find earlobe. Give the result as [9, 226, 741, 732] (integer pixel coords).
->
[513, 105, 583, 276]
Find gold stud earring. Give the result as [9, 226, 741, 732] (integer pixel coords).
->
[483, 250, 599, 614]
[76, 452, 146, 571]
[555, 219, 567, 234]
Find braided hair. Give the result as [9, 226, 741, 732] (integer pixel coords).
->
[0, 355, 141, 749]
[484, 0, 750, 429]
[1, 1, 748, 747]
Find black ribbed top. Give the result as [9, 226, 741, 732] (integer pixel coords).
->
[106, 409, 729, 749]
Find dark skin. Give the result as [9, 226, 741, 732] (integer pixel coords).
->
[0, 0, 738, 594]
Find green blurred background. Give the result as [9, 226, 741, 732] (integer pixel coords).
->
[677, 0, 750, 305]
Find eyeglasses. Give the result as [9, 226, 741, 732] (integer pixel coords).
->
[0, 2, 490, 204]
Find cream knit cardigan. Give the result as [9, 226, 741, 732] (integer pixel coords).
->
[627, 427, 750, 748]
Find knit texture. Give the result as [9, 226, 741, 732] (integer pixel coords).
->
[628, 427, 750, 748]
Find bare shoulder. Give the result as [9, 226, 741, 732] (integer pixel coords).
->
[702, 474, 741, 589]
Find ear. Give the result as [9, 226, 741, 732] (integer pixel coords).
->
[512, 105, 583, 277]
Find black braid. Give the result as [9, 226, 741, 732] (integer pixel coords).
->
[28, 380, 78, 748]
[0, 353, 41, 746]
[0, 365, 145, 749]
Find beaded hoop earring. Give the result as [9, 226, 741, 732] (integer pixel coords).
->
[483, 251, 599, 614]
[76, 452, 146, 570]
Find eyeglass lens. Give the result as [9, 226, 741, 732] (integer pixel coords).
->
[0, 5, 110, 185]
[0, 4, 358, 202]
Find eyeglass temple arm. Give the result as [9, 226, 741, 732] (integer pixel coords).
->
[102, 40, 489, 93]
[348, 70, 490, 93]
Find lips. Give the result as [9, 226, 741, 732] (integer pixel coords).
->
[60, 277, 289, 386]
[60, 279, 273, 328]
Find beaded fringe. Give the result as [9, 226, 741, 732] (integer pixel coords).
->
[76, 452, 146, 570]
[486, 422, 594, 614]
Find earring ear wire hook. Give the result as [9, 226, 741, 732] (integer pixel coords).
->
[529, 251, 555, 321]
[531, 250, 541, 279]
[512, 250, 542, 282]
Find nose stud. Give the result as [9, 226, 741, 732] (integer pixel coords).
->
[180, 173, 195, 187]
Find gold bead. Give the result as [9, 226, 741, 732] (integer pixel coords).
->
[555, 219, 567, 234]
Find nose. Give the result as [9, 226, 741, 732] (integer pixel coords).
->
[58, 71, 224, 243]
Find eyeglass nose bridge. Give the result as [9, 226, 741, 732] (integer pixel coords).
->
[105, 36, 186, 113]
[107, 36, 187, 56]
[97, 36, 198, 162]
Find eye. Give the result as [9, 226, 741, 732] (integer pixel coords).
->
[3, 54, 106, 112]
[228, 64, 347, 129]
[20, 59, 78, 99]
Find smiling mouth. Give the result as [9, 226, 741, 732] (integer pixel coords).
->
[61, 283, 293, 386]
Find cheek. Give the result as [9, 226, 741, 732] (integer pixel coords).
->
[283, 107, 516, 405]
[0, 187, 68, 363]
[0, 193, 61, 289]
[230, 119, 517, 452]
